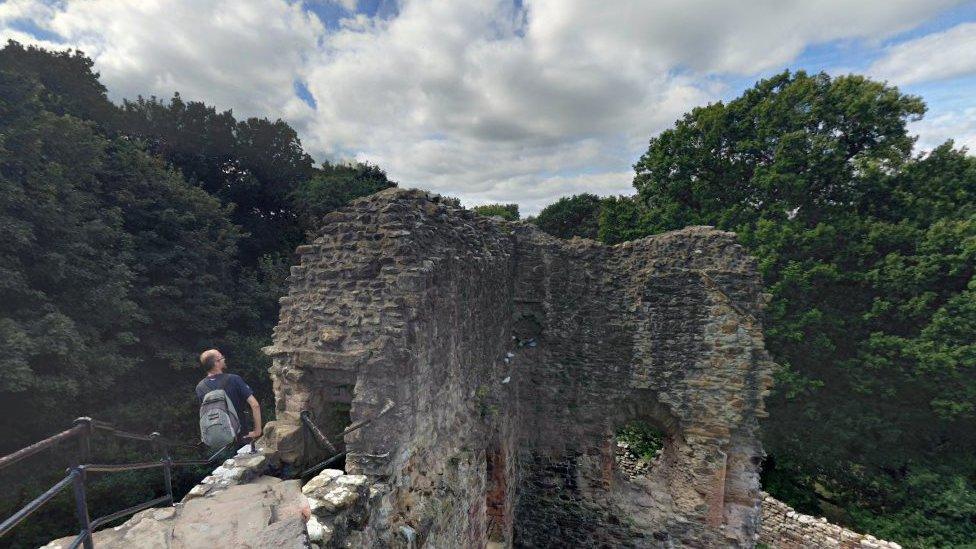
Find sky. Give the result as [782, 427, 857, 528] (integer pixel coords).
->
[2, 0, 975, 214]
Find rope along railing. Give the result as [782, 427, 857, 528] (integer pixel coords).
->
[0, 417, 233, 548]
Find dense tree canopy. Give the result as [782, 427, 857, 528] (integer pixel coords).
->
[0, 72, 137, 413]
[111, 95, 316, 265]
[597, 196, 644, 244]
[0, 41, 395, 548]
[293, 161, 396, 230]
[633, 71, 925, 230]
[0, 41, 116, 124]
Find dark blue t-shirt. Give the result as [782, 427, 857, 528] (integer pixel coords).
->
[196, 373, 254, 431]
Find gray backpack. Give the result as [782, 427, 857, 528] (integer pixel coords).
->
[199, 375, 240, 449]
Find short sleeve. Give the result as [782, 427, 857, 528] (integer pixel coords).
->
[233, 375, 254, 400]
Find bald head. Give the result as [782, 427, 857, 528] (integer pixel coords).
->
[200, 349, 225, 373]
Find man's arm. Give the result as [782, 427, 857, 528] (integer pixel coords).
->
[246, 395, 262, 439]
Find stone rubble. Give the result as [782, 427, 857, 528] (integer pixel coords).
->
[182, 445, 270, 501]
[614, 440, 660, 478]
[301, 468, 371, 548]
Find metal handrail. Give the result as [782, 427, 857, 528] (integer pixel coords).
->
[85, 461, 168, 473]
[0, 470, 78, 537]
[90, 420, 195, 449]
[296, 400, 395, 479]
[300, 411, 337, 453]
[300, 452, 346, 479]
[0, 424, 87, 471]
[0, 417, 231, 547]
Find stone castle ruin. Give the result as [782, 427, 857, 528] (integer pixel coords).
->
[43, 187, 903, 549]
[261, 187, 776, 547]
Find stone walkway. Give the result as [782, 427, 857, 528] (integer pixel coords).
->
[42, 448, 311, 549]
[40, 444, 375, 549]
[42, 476, 308, 548]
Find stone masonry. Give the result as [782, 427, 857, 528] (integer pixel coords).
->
[758, 493, 902, 549]
[261, 187, 777, 547]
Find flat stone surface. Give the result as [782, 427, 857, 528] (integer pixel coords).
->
[302, 468, 344, 496]
[310, 483, 359, 514]
[42, 476, 309, 549]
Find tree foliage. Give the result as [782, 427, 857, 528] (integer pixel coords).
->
[534, 193, 603, 239]
[0, 41, 116, 124]
[0, 41, 395, 547]
[293, 161, 396, 231]
[0, 72, 137, 414]
[472, 203, 520, 221]
[617, 70, 975, 547]
[597, 196, 645, 244]
[110, 94, 316, 265]
[1, 53, 241, 417]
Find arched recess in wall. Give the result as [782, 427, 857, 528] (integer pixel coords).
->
[605, 390, 683, 538]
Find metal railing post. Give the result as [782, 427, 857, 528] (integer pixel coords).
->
[73, 417, 92, 466]
[162, 456, 174, 504]
[70, 466, 94, 549]
[152, 433, 174, 505]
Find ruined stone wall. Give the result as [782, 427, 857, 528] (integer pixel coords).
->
[759, 493, 902, 549]
[265, 189, 521, 547]
[263, 188, 775, 548]
[510, 225, 771, 547]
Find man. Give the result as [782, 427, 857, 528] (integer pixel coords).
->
[196, 349, 262, 442]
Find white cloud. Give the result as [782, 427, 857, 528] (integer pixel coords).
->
[301, 0, 961, 212]
[522, 0, 961, 76]
[5, 0, 323, 122]
[1, 0, 967, 214]
[911, 107, 976, 154]
[869, 22, 976, 85]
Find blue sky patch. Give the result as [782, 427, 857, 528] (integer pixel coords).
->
[294, 79, 317, 109]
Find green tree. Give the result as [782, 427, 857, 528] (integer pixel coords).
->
[635, 71, 924, 231]
[473, 203, 520, 221]
[627, 70, 974, 546]
[112, 94, 315, 265]
[0, 40, 117, 125]
[0, 59, 246, 437]
[0, 71, 137, 429]
[292, 161, 396, 233]
[597, 196, 646, 244]
[0, 46, 251, 548]
[534, 193, 603, 239]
